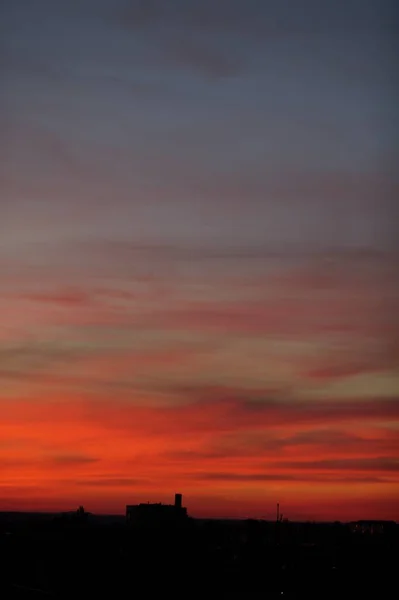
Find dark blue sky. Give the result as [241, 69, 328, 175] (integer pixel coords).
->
[1, 0, 398, 251]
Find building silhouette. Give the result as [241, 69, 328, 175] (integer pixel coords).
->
[349, 520, 397, 535]
[126, 493, 188, 527]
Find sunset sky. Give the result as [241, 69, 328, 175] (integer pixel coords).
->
[1, 0, 398, 521]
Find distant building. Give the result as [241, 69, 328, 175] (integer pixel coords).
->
[349, 520, 397, 535]
[126, 493, 188, 527]
[53, 506, 90, 526]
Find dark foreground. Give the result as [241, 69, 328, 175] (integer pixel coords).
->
[1, 513, 397, 599]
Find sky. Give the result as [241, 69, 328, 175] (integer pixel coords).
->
[0, 0, 398, 521]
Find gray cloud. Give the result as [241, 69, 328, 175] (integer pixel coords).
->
[159, 35, 242, 79]
[117, 0, 398, 36]
[276, 457, 399, 472]
[116, 4, 244, 79]
[196, 473, 386, 484]
[51, 454, 100, 466]
[0, 454, 99, 468]
[165, 428, 399, 461]
[0, 340, 90, 380]
[76, 477, 145, 487]
[83, 390, 399, 437]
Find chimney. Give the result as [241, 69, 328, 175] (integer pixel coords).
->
[175, 493, 182, 509]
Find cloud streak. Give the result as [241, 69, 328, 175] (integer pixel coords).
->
[1, 389, 398, 517]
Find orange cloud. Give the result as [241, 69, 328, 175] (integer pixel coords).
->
[1, 249, 398, 519]
[1, 391, 398, 518]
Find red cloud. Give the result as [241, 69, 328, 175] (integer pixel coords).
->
[1, 249, 398, 519]
[1, 391, 398, 519]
